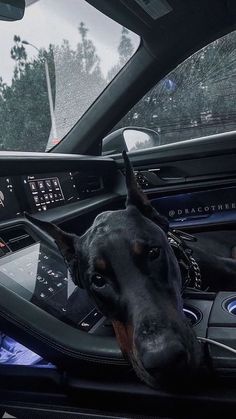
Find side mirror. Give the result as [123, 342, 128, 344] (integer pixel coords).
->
[0, 0, 25, 21]
[102, 127, 160, 156]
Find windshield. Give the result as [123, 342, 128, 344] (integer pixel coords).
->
[0, 0, 139, 152]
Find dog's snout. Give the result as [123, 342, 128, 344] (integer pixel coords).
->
[141, 341, 188, 374]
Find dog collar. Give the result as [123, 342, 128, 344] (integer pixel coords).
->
[168, 229, 202, 292]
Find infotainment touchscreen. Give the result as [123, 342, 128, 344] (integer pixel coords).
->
[23, 172, 80, 213]
[0, 243, 68, 302]
[0, 243, 97, 329]
[0, 177, 21, 221]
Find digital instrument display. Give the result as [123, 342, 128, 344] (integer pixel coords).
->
[0, 177, 21, 221]
[23, 172, 80, 212]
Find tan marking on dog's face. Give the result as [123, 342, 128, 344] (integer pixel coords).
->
[133, 241, 144, 256]
[95, 257, 106, 271]
[112, 320, 134, 354]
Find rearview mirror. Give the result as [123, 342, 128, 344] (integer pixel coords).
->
[0, 0, 25, 21]
[102, 127, 160, 155]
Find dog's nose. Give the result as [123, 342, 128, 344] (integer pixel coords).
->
[141, 342, 188, 373]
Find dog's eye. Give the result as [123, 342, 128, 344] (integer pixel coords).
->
[91, 274, 106, 288]
[148, 247, 160, 260]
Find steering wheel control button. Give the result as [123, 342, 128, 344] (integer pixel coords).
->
[78, 309, 103, 332]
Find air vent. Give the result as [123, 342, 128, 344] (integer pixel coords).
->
[77, 173, 103, 198]
[0, 226, 35, 253]
[85, 175, 102, 192]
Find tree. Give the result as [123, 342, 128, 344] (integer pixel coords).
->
[52, 22, 105, 140]
[10, 35, 27, 78]
[107, 27, 134, 81]
[0, 24, 105, 151]
[118, 27, 134, 66]
[0, 36, 55, 151]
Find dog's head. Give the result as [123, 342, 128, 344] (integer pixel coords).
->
[26, 152, 202, 387]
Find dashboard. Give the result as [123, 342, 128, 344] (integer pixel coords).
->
[0, 160, 236, 338]
[1, 151, 236, 386]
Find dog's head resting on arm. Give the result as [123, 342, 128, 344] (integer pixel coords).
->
[26, 151, 202, 388]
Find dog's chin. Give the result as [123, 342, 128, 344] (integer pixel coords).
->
[129, 345, 202, 390]
[130, 358, 200, 390]
[128, 350, 158, 389]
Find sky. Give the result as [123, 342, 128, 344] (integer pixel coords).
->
[0, 0, 140, 84]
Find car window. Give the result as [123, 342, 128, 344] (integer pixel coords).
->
[107, 30, 236, 153]
[0, 0, 139, 152]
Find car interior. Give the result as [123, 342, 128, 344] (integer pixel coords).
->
[1, 0, 236, 417]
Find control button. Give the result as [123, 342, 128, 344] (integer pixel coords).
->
[78, 309, 103, 332]
[49, 193, 54, 201]
[48, 287, 54, 293]
[40, 292, 46, 298]
[33, 196, 40, 204]
[45, 180, 52, 190]
[44, 194, 49, 202]
[42, 205, 47, 211]
[86, 310, 103, 326]
[52, 179, 59, 188]
[56, 282, 63, 287]
[38, 181, 45, 191]
[30, 182, 37, 192]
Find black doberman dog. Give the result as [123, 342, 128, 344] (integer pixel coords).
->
[26, 152, 202, 388]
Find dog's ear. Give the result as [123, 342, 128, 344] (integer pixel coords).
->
[25, 213, 81, 286]
[123, 150, 169, 232]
